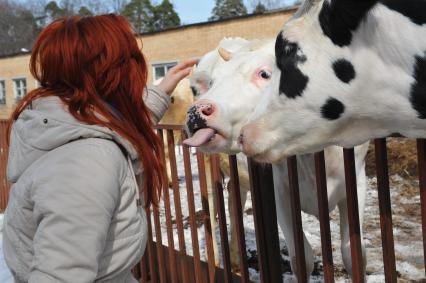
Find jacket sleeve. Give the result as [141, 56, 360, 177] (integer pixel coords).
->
[144, 85, 171, 124]
[29, 140, 124, 283]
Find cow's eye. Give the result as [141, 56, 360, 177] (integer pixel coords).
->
[259, 70, 272, 79]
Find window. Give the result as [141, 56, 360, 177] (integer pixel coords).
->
[152, 62, 177, 81]
[0, 80, 5, 105]
[13, 78, 27, 102]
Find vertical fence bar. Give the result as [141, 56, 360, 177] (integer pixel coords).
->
[158, 130, 179, 283]
[210, 155, 232, 282]
[0, 120, 11, 211]
[181, 131, 204, 283]
[417, 139, 426, 277]
[314, 152, 335, 283]
[343, 148, 365, 283]
[145, 206, 158, 283]
[287, 156, 307, 282]
[140, 256, 148, 283]
[228, 155, 250, 282]
[132, 262, 141, 280]
[167, 129, 191, 283]
[247, 159, 282, 283]
[152, 203, 167, 283]
[374, 139, 397, 283]
[197, 152, 216, 283]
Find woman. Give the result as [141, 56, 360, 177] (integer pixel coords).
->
[3, 15, 196, 282]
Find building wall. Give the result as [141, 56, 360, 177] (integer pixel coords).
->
[0, 8, 295, 119]
[0, 54, 33, 119]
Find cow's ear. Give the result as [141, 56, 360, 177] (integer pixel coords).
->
[318, 0, 378, 46]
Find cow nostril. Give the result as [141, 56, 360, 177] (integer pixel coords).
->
[238, 133, 244, 145]
[201, 106, 214, 116]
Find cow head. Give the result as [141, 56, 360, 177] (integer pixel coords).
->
[239, 0, 426, 163]
[184, 40, 276, 154]
[190, 37, 250, 97]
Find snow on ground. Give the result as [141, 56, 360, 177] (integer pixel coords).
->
[0, 147, 424, 282]
[153, 148, 425, 282]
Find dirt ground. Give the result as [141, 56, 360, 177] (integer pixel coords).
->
[365, 138, 420, 179]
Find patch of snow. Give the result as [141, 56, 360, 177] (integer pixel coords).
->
[152, 148, 425, 282]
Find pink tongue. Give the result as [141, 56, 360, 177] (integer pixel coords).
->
[183, 128, 216, 147]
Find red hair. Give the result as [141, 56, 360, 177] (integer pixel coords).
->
[8, 14, 164, 207]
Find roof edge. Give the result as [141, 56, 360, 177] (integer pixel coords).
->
[140, 5, 298, 37]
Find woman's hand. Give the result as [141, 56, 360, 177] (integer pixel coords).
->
[157, 59, 198, 96]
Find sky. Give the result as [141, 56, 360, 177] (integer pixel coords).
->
[172, 0, 297, 25]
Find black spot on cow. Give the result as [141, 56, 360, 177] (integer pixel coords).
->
[186, 105, 208, 135]
[275, 34, 309, 99]
[321, 97, 345, 120]
[381, 0, 426, 25]
[319, 0, 379, 47]
[332, 59, 356, 83]
[410, 53, 426, 119]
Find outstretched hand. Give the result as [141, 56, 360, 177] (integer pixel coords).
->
[157, 58, 198, 96]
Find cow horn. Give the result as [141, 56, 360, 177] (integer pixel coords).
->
[218, 47, 232, 61]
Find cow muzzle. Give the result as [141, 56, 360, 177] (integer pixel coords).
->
[184, 100, 219, 147]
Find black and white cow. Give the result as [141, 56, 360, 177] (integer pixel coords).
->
[239, 0, 426, 162]
[185, 38, 369, 280]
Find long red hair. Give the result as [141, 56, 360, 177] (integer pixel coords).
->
[8, 14, 164, 207]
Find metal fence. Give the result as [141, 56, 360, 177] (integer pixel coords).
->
[1, 121, 426, 282]
[0, 120, 11, 211]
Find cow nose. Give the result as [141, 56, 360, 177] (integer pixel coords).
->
[192, 100, 217, 118]
[201, 104, 214, 116]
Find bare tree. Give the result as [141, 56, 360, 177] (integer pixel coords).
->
[0, 0, 39, 56]
[247, 0, 299, 11]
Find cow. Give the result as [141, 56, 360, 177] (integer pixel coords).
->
[184, 38, 370, 280]
[190, 37, 255, 269]
[156, 37, 254, 269]
[238, 0, 426, 163]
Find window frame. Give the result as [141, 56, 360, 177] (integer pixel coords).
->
[152, 61, 178, 81]
[13, 77, 27, 102]
[0, 79, 5, 105]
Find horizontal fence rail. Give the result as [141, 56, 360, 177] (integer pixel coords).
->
[1, 121, 426, 282]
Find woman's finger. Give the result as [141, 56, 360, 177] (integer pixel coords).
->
[169, 59, 198, 75]
[173, 67, 194, 81]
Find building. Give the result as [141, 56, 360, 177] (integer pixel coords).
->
[0, 7, 296, 119]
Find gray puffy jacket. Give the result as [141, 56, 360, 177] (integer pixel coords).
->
[3, 86, 170, 283]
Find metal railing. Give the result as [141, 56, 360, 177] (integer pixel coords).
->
[0, 120, 10, 211]
[1, 121, 425, 282]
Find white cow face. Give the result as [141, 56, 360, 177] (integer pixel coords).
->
[184, 41, 275, 154]
[240, 0, 426, 163]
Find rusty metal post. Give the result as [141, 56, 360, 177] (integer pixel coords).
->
[374, 139, 397, 283]
[343, 148, 365, 283]
[247, 159, 282, 283]
[210, 155, 232, 283]
[287, 156, 307, 282]
[417, 139, 426, 277]
[196, 152, 216, 283]
[314, 152, 335, 283]
[181, 131, 204, 283]
[228, 155, 250, 282]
